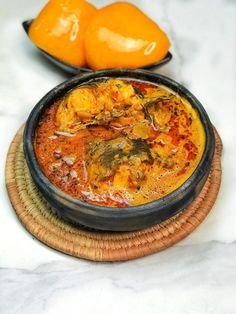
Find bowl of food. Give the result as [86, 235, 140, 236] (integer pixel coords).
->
[23, 1, 172, 74]
[23, 19, 172, 75]
[23, 69, 215, 231]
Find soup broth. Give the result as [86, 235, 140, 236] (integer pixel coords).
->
[35, 79, 205, 207]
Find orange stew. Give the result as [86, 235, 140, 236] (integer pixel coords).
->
[35, 79, 205, 207]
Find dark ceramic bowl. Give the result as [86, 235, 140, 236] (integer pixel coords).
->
[22, 19, 172, 75]
[23, 69, 215, 231]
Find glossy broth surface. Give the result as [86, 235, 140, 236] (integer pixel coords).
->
[35, 79, 205, 207]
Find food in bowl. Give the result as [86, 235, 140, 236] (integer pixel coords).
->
[29, 0, 97, 67]
[34, 78, 205, 207]
[28, 0, 170, 69]
[84, 2, 170, 69]
[24, 70, 215, 231]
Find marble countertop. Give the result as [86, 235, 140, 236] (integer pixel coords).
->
[1, 0, 236, 313]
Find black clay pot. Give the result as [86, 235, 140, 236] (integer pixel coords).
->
[23, 69, 215, 231]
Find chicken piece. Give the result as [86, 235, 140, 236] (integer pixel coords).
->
[67, 87, 98, 119]
[56, 79, 143, 134]
[152, 104, 172, 129]
[96, 79, 142, 111]
[132, 121, 149, 139]
[56, 86, 99, 132]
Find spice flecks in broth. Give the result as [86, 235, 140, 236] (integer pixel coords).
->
[35, 79, 205, 207]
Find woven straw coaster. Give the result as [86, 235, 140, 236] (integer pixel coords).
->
[5, 126, 222, 262]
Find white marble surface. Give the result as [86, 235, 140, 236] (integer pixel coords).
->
[1, 0, 236, 313]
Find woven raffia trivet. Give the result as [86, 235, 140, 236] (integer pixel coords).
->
[5, 126, 222, 261]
